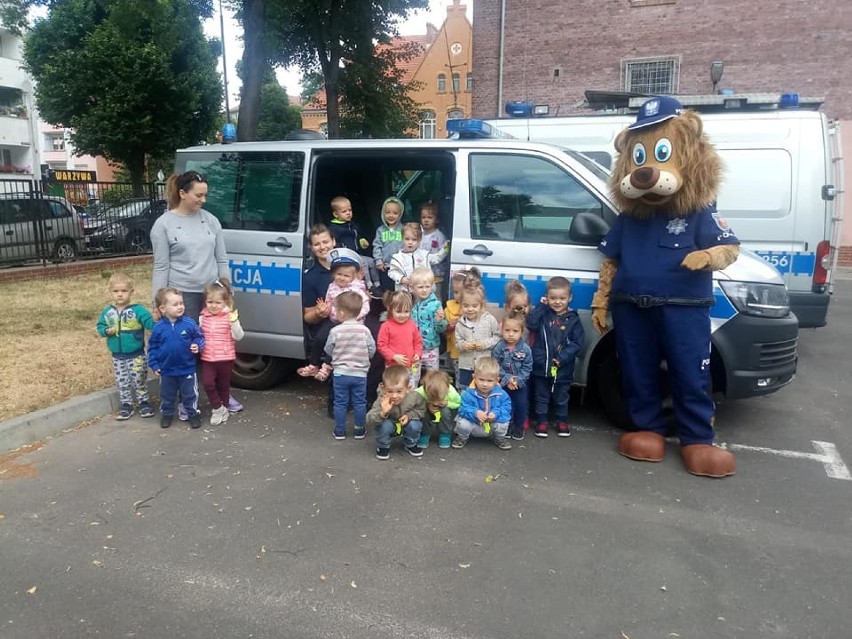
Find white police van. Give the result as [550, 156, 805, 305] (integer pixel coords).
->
[487, 93, 845, 328]
[173, 120, 798, 426]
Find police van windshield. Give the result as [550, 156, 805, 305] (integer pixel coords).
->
[563, 149, 611, 182]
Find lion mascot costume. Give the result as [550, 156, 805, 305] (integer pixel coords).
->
[591, 96, 740, 478]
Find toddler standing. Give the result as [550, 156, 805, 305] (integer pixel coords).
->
[388, 223, 447, 292]
[198, 281, 245, 426]
[97, 272, 155, 420]
[366, 365, 426, 460]
[377, 290, 423, 387]
[453, 282, 501, 388]
[444, 268, 479, 378]
[327, 196, 379, 292]
[409, 267, 447, 372]
[492, 313, 533, 440]
[324, 291, 376, 440]
[148, 287, 206, 430]
[452, 357, 513, 450]
[419, 201, 449, 290]
[526, 276, 585, 438]
[372, 197, 405, 291]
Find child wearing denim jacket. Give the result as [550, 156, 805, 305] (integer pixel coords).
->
[492, 312, 533, 441]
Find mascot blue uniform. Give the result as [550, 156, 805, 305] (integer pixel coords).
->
[591, 96, 741, 478]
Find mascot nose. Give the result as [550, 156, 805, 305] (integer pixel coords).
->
[630, 167, 660, 189]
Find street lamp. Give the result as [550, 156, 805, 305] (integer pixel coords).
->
[710, 61, 724, 94]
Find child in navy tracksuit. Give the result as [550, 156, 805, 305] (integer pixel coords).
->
[492, 312, 533, 441]
[148, 287, 206, 430]
[526, 276, 584, 438]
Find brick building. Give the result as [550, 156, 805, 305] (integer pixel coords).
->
[302, 0, 473, 139]
[472, 0, 852, 263]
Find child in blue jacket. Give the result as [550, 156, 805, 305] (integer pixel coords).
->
[148, 287, 205, 430]
[452, 357, 512, 450]
[526, 276, 585, 438]
[492, 312, 533, 441]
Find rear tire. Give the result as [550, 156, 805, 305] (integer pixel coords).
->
[595, 350, 636, 431]
[125, 230, 151, 254]
[231, 354, 291, 390]
[52, 239, 78, 263]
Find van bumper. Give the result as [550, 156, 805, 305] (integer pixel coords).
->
[712, 313, 799, 400]
[789, 291, 829, 328]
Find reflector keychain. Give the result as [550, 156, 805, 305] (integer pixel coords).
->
[394, 421, 403, 436]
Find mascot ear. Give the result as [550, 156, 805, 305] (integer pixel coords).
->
[614, 128, 630, 153]
[681, 110, 704, 137]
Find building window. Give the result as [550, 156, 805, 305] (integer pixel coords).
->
[447, 109, 464, 121]
[419, 110, 436, 139]
[437, 74, 446, 93]
[466, 73, 473, 92]
[46, 135, 65, 151]
[622, 56, 680, 94]
[452, 73, 460, 93]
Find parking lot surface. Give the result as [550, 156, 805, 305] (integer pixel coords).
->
[1, 280, 851, 639]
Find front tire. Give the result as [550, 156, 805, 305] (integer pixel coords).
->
[232, 354, 291, 390]
[595, 349, 636, 431]
[52, 239, 78, 263]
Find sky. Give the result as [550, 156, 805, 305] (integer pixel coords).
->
[202, 0, 473, 106]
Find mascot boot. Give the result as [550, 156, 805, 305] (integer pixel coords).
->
[682, 444, 736, 478]
[618, 431, 665, 462]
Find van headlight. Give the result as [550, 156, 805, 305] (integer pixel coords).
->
[719, 281, 790, 318]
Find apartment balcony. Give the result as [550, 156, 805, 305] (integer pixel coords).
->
[0, 115, 32, 147]
[0, 57, 28, 89]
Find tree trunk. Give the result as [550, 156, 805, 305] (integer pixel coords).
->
[237, 0, 266, 142]
[127, 149, 146, 197]
[322, 56, 341, 139]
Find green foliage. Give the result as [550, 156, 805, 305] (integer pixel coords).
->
[256, 80, 302, 141]
[23, 0, 222, 193]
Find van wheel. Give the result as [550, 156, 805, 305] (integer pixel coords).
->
[125, 230, 151, 254]
[52, 240, 78, 263]
[232, 354, 291, 390]
[595, 350, 637, 431]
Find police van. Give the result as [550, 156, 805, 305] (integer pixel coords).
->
[173, 121, 799, 426]
[486, 93, 845, 328]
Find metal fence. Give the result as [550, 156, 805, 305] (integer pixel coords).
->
[0, 178, 166, 266]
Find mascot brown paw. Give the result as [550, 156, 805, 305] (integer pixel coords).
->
[681, 444, 736, 478]
[618, 431, 665, 462]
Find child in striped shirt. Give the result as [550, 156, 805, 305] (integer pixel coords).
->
[324, 291, 376, 440]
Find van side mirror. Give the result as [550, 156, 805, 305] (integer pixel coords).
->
[569, 212, 610, 245]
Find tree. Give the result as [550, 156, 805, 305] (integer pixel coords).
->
[256, 78, 302, 140]
[23, 0, 222, 194]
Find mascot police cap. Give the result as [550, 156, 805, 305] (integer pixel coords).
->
[329, 247, 362, 269]
[629, 96, 684, 131]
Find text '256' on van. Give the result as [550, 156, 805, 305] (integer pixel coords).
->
[174, 125, 798, 427]
[487, 93, 845, 329]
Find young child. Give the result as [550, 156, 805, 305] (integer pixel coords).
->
[366, 364, 426, 460]
[377, 290, 423, 388]
[409, 267, 447, 372]
[453, 282, 501, 389]
[415, 369, 461, 449]
[372, 196, 405, 291]
[198, 281, 245, 427]
[444, 268, 480, 379]
[148, 287, 206, 430]
[504, 279, 531, 321]
[452, 356, 512, 450]
[324, 291, 376, 440]
[327, 196, 379, 292]
[526, 276, 585, 438]
[388, 223, 448, 292]
[96, 272, 155, 420]
[298, 248, 369, 381]
[419, 201, 449, 287]
[492, 313, 533, 440]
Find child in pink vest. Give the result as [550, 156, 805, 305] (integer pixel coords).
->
[199, 281, 245, 426]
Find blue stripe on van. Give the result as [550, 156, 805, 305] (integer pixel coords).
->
[752, 251, 816, 276]
[477, 272, 737, 320]
[229, 260, 301, 295]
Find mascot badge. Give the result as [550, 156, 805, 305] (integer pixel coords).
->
[591, 96, 740, 478]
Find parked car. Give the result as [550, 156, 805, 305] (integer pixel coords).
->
[0, 193, 84, 264]
[82, 198, 167, 254]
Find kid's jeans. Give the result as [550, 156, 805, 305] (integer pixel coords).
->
[374, 418, 423, 449]
[159, 373, 199, 417]
[506, 386, 529, 437]
[531, 374, 571, 423]
[332, 373, 367, 434]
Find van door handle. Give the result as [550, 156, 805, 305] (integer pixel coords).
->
[463, 246, 493, 257]
[266, 239, 293, 249]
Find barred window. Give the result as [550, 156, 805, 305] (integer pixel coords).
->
[623, 56, 679, 94]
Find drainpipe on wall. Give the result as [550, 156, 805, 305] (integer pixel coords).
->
[496, 0, 506, 118]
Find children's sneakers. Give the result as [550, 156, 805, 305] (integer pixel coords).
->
[417, 433, 430, 449]
[116, 404, 133, 420]
[437, 433, 452, 449]
[188, 413, 202, 430]
[557, 422, 571, 437]
[451, 437, 467, 449]
[494, 438, 512, 450]
[210, 405, 229, 426]
[178, 405, 189, 421]
[375, 447, 390, 460]
[160, 414, 173, 429]
[333, 428, 346, 440]
[353, 427, 367, 440]
[138, 403, 155, 418]
[511, 427, 525, 441]
[228, 396, 244, 413]
[534, 422, 549, 438]
[406, 445, 424, 457]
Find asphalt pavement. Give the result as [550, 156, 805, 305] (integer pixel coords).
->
[1, 278, 851, 638]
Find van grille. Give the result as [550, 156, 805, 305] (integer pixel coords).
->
[758, 338, 798, 369]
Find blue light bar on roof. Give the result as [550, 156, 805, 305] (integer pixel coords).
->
[446, 119, 515, 140]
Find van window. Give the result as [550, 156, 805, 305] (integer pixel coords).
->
[469, 153, 605, 244]
[47, 200, 70, 218]
[185, 152, 303, 232]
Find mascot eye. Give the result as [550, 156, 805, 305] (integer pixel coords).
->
[632, 143, 647, 166]
[654, 138, 672, 162]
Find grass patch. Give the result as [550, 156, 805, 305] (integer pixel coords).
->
[0, 264, 153, 421]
